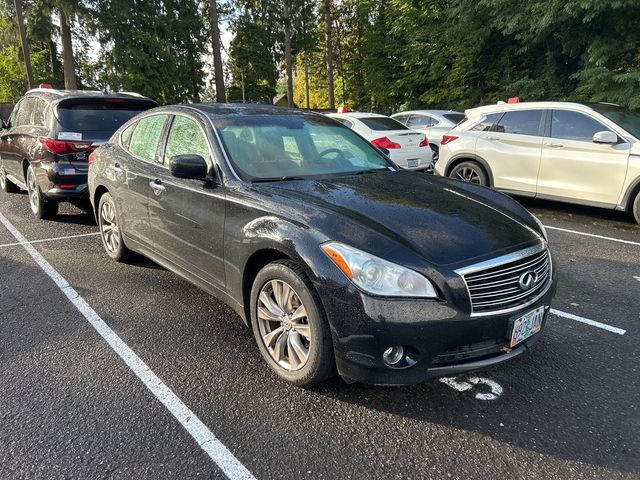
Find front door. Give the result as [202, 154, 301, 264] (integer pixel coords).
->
[148, 114, 226, 289]
[537, 109, 629, 205]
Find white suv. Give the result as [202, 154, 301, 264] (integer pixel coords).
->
[435, 102, 640, 224]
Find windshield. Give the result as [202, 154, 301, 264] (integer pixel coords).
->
[215, 114, 394, 181]
[443, 113, 465, 124]
[589, 104, 640, 139]
[359, 116, 408, 131]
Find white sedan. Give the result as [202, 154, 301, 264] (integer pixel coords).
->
[326, 112, 434, 171]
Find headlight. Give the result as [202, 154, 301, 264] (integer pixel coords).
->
[531, 214, 547, 240]
[321, 242, 438, 298]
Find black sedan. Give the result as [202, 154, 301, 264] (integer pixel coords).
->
[88, 104, 556, 386]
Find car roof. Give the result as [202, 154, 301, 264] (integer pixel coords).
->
[328, 112, 389, 119]
[24, 88, 155, 103]
[392, 110, 462, 116]
[188, 103, 311, 117]
[464, 101, 596, 117]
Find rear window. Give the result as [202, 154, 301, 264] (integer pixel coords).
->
[56, 98, 157, 133]
[359, 116, 409, 131]
[443, 113, 465, 124]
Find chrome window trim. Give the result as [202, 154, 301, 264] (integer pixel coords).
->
[455, 242, 553, 318]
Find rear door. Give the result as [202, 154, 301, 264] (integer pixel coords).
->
[537, 109, 630, 205]
[475, 109, 544, 194]
[115, 114, 169, 248]
[147, 113, 226, 289]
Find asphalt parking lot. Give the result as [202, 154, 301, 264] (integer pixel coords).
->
[0, 188, 638, 479]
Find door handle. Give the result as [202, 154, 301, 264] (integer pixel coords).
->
[112, 162, 122, 173]
[544, 142, 564, 148]
[486, 135, 500, 141]
[150, 179, 166, 195]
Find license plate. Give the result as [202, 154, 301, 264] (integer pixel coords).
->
[510, 306, 544, 347]
[407, 159, 419, 168]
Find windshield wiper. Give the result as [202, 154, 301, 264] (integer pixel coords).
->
[252, 175, 307, 183]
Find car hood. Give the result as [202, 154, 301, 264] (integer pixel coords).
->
[253, 171, 543, 267]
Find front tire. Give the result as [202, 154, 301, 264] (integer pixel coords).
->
[449, 160, 489, 186]
[98, 192, 131, 262]
[26, 165, 58, 219]
[633, 191, 640, 225]
[0, 160, 19, 193]
[250, 260, 335, 386]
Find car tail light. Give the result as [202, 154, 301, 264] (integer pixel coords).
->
[440, 135, 459, 146]
[371, 137, 401, 149]
[88, 151, 96, 166]
[104, 98, 125, 103]
[419, 137, 429, 147]
[39, 138, 93, 155]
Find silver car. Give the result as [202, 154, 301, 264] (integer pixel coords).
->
[391, 110, 465, 162]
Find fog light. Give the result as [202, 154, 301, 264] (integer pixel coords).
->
[383, 345, 405, 366]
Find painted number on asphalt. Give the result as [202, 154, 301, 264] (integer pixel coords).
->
[439, 376, 504, 401]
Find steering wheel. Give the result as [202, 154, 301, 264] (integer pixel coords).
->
[318, 148, 347, 161]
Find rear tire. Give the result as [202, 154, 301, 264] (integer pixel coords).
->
[0, 160, 19, 193]
[449, 161, 489, 186]
[98, 192, 131, 262]
[26, 165, 58, 219]
[633, 191, 640, 225]
[250, 260, 336, 386]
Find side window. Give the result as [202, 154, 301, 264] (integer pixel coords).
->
[471, 113, 503, 132]
[494, 110, 543, 136]
[120, 122, 136, 148]
[32, 98, 48, 127]
[393, 114, 409, 125]
[550, 110, 608, 142]
[7, 101, 21, 127]
[128, 114, 169, 163]
[16, 98, 35, 126]
[407, 115, 430, 128]
[333, 117, 353, 129]
[164, 116, 211, 164]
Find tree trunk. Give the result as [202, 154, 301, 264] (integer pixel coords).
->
[208, 0, 226, 103]
[14, 0, 34, 89]
[302, 0, 310, 109]
[59, 7, 77, 90]
[324, 0, 335, 109]
[283, 0, 293, 107]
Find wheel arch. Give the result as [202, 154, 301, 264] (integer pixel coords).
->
[445, 154, 494, 187]
[93, 185, 110, 221]
[621, 176, 640, 212]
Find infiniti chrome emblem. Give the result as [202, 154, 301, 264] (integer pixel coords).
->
[518, 270, 539, 291]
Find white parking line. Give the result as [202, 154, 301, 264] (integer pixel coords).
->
[551, 308, 626, 335]
[0, 211, 255, 480]
[0, 232, 100, 248]
[544, 225, 640, 246]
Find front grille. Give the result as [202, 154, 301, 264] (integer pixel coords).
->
[461, 247, 551, 315]
[432, 339, 504, 366]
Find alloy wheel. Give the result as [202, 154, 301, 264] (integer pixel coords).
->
[456, 166, 481, 184]
[27, 167, 40, 214]
[100, 199, 121, 253]
[257, 279, 311, 371]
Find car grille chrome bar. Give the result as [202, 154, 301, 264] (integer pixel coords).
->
[455, 243, 552, 317]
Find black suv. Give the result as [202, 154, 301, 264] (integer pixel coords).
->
[0, 88, 157, 218]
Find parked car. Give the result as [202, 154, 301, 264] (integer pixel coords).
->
[326, 112, 434, 171]
[0, 88, 157, 219]
[89, 104, 555, 386]
[434, 101, 640, 224]
[391, 110, 465, 162]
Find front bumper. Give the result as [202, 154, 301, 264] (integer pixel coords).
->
[320, 281, 556, 386]
[35, 161, 89, 199]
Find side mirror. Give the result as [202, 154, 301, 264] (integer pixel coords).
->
[593, 130, 618, 144]
[170, 154, 208, 180]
